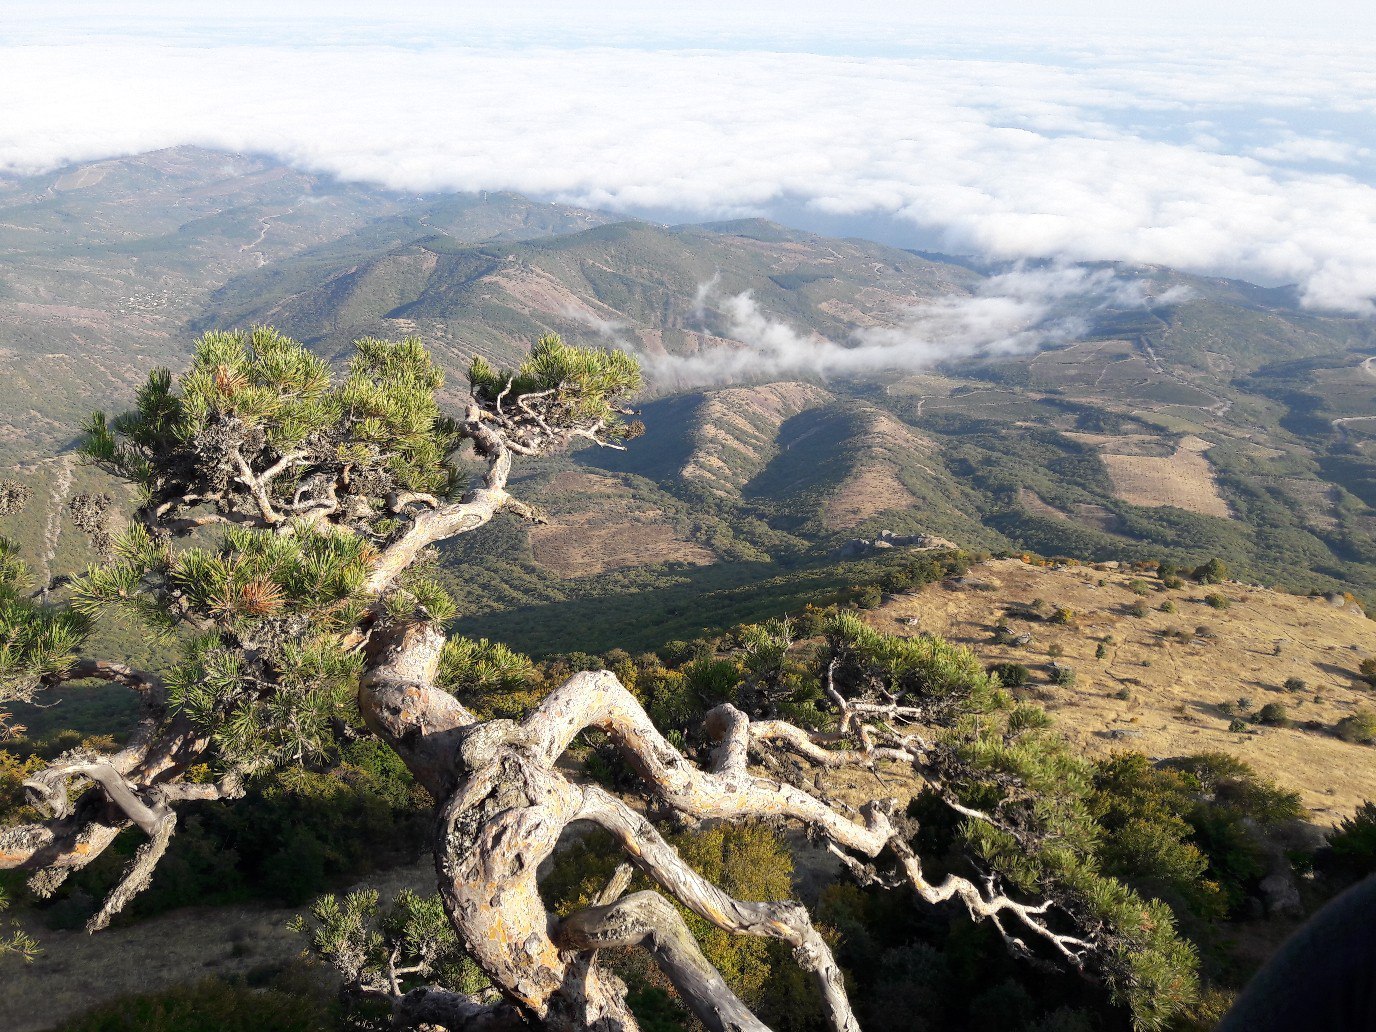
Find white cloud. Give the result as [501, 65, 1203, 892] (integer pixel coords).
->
[1, 7, 1375, 312]
[643, 265, 1179, 388]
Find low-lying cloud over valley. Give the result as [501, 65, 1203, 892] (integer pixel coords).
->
[5, 3, 1376, 312]
[643, 266, 1187, 388]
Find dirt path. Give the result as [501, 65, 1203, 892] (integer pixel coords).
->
[239, 208, 295, 267]
[2, 859, 435, 1032]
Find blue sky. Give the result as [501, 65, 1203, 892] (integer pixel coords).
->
[4, 2, 1375, 311]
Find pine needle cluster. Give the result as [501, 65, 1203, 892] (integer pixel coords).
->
[0, 536, 89, 707]
[82, 328, 464, 528]
[823, 613, 1199, 1030]
[469, 334, 643, 443]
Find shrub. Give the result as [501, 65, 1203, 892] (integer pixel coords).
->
[1049, 606, 1076, 625]
[1088, 753, 1228, 919]
[1327, 801, 1376, 875]
[1193, 558, 1228, 584]
[1254, 703, 1290, 728]
[1359, 657, 1376, 687]
[852, 584, 883, 610]
[1161, 575, 1185, 589]
[989, 662, 1030, 687]
[1095, 642, 1108, 660]
[683, 657, 742, 708]
[1046, 644, 1063, 659]
[1335, 708, 1376, 745]
[1283, 677, 1307, 693]
[1050, 665, 1077, 686]
[541, 823, 815, 1024]
[1128, 601, 1149, 618]
[1203, 593, 1230, 610]
[1159, 600, 1176, 614]
[1127, 579, 1151, 596]
[1228, 718, 1248, 734]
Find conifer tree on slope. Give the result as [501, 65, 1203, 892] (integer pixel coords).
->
[0, 328, 1196, 1031]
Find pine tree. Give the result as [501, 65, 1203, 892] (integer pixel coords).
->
[1, 329, 1196, 1030]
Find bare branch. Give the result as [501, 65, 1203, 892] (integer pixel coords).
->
[557, 890, 769, 1032]
[85, 811, 177, 932]
[577, 785, 861, 1032]
[231, 447, 284, 525]
[523, 675, 895, 856]
[391, 987, 527, 1030]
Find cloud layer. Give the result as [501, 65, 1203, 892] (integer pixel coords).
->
[3, 5, 1375, 311]
[644, 266, 1183, 388]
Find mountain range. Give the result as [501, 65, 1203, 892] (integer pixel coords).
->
[3, 146, 1375, 651]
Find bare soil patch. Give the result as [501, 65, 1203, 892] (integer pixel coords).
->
[1102, 435, 1233, 518]
[486, 264, 618, 326]
[824, 464, 918, 531]
[531, 515, 715, 578]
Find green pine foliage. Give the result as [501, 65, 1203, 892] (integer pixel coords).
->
[1327, 801, 1376, 875]
[823, 612, 1199, 1031]
[436, 636, 538, 717]
[83, 328, 464, 504]
[0, 537, 89, 703]
[469, 334, 643, 440]
[68, 520, 376, 772]
[297, 886, 489, 1002]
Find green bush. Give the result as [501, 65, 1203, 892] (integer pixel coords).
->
[1203, 593, 1230, 610]
[989, 662, 1030, 687]
[1327, 801, 1376, 875]
[852, 584, 883, 610]
[1283, 677, 1307, 693]
[1050, 665, 1076, 686]
[1358, 657, 1376, 687]
[541, 824, 821, 1028]
[1254, 703, 1290, 727]
[1336, 708, 1376, 745]
[1193, 558, 1229, 584]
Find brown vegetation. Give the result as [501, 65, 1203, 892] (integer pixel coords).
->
[875, 558, 1376, 817]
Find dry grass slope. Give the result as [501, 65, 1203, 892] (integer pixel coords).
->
[873, 558, 1376, 820]
[1102, 435, 1233, 518]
